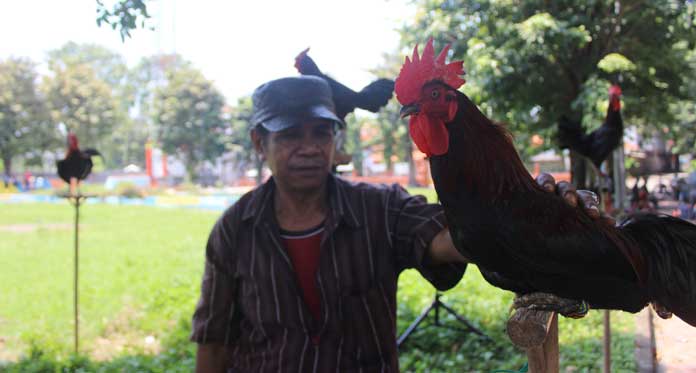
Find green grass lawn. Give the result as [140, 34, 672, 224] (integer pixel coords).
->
[0, 202, 636, 372]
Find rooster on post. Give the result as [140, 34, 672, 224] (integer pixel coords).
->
[56, 132, 102, 190]
[295, 48, 394, 165]
[395, 38, 696, 326]
[295, 48, 394, 121]
[557, 84, 624, 174]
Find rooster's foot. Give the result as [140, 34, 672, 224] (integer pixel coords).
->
[651, 302, 673, 319]
[513, 292, 589, 319]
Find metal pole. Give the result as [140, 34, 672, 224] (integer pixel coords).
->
[73, 195, 80, 353]
[613, 140, 627, 212]
[604, 310, 611, 373]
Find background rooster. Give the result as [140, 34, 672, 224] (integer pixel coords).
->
[56, 132, 101, 185]
[294, 48, 394, 121]
[395, 39, 696, 326]
[295, 48, 394, 166]
[556, 85, 624, 174]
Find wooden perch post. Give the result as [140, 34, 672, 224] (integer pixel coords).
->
[507, 308, 559, 373]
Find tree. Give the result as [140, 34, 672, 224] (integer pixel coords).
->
[0, 57, 53, 177]
[153, 66, 228, 181]
[226, 96, 260, 184]
[374, 101, 405, 175]
[47, 42, 129, 89]
[96, 0, 152, 41]
[371, 51, 418, 184]
[42, 63, 118, 151]
[401, 0, 696, 186]
[44, 43, 127, 167]
[122, 54, 192, 167]
[343, 113, 365, 176]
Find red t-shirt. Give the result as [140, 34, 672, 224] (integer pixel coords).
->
[280, 224, 324, 323]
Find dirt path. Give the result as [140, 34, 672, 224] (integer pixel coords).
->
[649, 199, 696, 372]
[654, 315, 696, 372]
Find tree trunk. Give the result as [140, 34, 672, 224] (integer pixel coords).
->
[351, 128, 364, 176]
[254, 155, 264, 186]
[405, 140, 418, 186]
[2, 153, 12, 178]
[570, 151, 587, 190]
[184, 151, 198, 183]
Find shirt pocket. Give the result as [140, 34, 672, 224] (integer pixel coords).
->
[341, 282, 396, 369]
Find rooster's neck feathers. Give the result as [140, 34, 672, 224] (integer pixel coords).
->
[441, 92, 541, 200]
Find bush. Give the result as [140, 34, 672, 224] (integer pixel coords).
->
[114, 182, 145, 198]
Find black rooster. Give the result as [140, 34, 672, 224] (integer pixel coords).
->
[395, 39, 696, 326]
[294, 48, 394, 121]
[56, 133, 102, 184]
[557, 85, 623, 173]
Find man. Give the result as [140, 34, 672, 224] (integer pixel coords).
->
[191, 76, 592, 372]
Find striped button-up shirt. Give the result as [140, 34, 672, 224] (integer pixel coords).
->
[191, 175, 466, 372]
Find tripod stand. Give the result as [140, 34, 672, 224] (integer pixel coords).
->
[397, 292, 487, 347]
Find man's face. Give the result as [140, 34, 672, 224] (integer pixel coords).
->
[253, 119, 336, 193]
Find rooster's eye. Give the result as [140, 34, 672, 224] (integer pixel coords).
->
[431, 90, 440, 99]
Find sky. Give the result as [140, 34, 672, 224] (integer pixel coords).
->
[0, 0, 416, 103]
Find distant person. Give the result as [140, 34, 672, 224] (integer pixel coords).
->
[679, 172, 696, 219]
[23, 170, 32, 191]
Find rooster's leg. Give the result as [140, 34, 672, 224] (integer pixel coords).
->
[651, 302, 673, 319]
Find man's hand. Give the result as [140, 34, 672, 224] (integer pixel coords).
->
[528, 173, 612, 319]
[536, 173, 615, 226]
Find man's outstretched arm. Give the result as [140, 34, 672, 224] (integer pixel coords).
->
[428, 228, 469, 265]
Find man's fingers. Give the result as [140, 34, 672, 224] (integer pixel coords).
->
[601, 214, 616, 226]
[557, 181, 578, 207]
[536, 173, 556, 193]
[577, 190, 601, 219]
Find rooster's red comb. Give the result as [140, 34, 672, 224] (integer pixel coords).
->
[394, 38, 466, 105]
[67, 132, 79, 150]
[609, 84, 622, 96]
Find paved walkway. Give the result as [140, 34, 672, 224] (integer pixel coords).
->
[654, 314, 696, 372]
[636, 199, 696, 373]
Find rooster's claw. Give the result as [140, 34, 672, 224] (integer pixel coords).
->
[513, 292, 589, 319]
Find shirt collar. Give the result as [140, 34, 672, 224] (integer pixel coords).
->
[241, 174, 361, 229]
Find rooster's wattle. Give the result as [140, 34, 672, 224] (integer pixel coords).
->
[395, 38, 696, 326]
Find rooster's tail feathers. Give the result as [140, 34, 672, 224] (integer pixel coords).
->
[83, 149, 101, 157]
[621, 213, 696, 326]
[356, 79, 394, 112]
[556, 116, 584, 149]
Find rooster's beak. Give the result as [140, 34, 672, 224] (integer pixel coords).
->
[400, 104, 420, 118]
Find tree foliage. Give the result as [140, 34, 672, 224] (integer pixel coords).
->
[0, 58, 52, 176]
[96, 0, 152, 41]
[46, 42, 139, 167]
[121, 54, 192, 166]
[42, 62, 117, 151]
[226, 96, 260, 182]
[153, 66, 228, 180]
[400, 0, 696, 159]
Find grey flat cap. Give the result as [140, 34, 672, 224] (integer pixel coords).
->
[251, 76, 344, 132]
